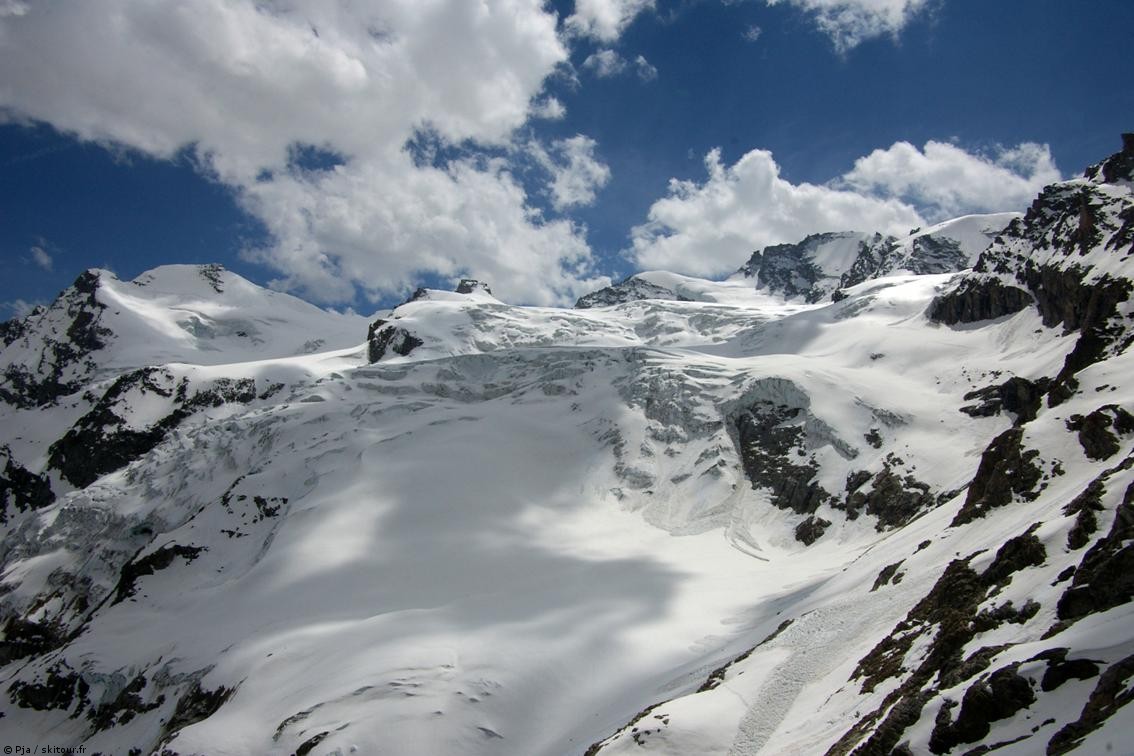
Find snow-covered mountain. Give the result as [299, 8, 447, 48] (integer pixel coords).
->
[579, 213, 1017, 309]
[0, 137, 1132, 756]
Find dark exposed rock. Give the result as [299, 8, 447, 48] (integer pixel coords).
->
[928, 664, 1035, 754]
[1024, 265, 1132, 401]
[927, 278, 1033, 325]
[871, 561, 905, 592]
[1066, 405, 1134, 461]
[1047, 652, 1134, 755]
[88, 673, 165, 730]
[981, 531, 1046, 587]
[367, 319, 423, 363]
[295, 731, 331, 755]
[1085, 132, 1134, 185]
[252, 495, 285, 522]
[0, 448, 54, 522]
[795, 516, 831, 545]
[1035, 649, 1100, 693]
[951, 428, 1042, 527]
[0, 617, 63, 665]
[197, 263, 225, 293]
[844, 456, 937, 531]
[971, 599, 1039, 633]
[834, 525, 1049, 754]
[48, 369, 257, 488]
[1, 270, 114, 408]
[455, 279, 492, 295]
[737, 232, 856, 303]
[575, 276, 691, 309]
[929, 138, 1134, 414]
[159, 682, 235, 747]
[113, 544, 206, 604]
[845, 470, 872, 495]
[959, 376, 1051, 425]
[1056, 480, 1134, 623]
[836, 233, 899, 291]
[0, 306, 43, 347]
[733, 402, 832, 516]
[851, 558, 984, 696]
[8, 663, 90, 713]
[1064, 479, 1106, 550]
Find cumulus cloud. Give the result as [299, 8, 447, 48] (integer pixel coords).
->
[631, 147, 923, 276]
[29, 245, 52, 271]
[631, 139, 1062, 277]
[0, 1, 610, 305]
[840, 140, 1062, 221]
[241, 152, 605, 305]
[582, 49, 627, 78]
[743, 25, 763, 42]
[633, 55, 658, 81]
[528, 135, 612, 211]
[766, 0, 931, 52]
[530, 96, 567, 120]
[582, 50, 656, 81]
[566, 0, 656, 42]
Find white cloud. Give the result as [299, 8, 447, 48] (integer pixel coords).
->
[566, 0, 655, 42]
[634, 55, 658, 82]
[581, 50, 656, 81]
[2, 299, 39, 319]
[743, 25, 763, 42]
[528, 135, 612, 211]
[0, 1, 609, 305]
[631, 147, 923, 276]
[531, 96, 566, 120]
[766, 0, 931, 52]
[631, 139, 1062, 277]
[840, 140, 1062, 221]
[241, 152, 608, 305]
[29, 245, 52, 271]
[582, 49, 627, 78]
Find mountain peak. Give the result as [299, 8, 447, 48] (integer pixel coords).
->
[1084, 132, 1134, 184]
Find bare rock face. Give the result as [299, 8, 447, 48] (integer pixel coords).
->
[0, 270, 114, 408]
[575, 276, 688, 308]
[951, 428, 1042, 527]
[366, 319, 424, 363]
[927, 278, 1033, 325]
[455, 278, 493, 295]
[0, 447, 54, 522]
[737, 232, 864, 303]
[733, 401, 833, 517]
[930, 137, 1134, 404]
[47, 368, 258, 488]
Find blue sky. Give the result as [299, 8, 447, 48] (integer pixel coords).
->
[1, 0, 1131, 314]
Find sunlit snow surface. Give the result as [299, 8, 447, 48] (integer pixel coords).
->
[0, 257, 1130, 755]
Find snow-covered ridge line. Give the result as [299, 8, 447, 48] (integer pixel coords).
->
[0, 136, 1132, 756]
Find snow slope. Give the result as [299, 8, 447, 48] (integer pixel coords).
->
[0, 140, 1132, 756]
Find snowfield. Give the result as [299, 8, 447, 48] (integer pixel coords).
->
[1, 143, 1133, 755]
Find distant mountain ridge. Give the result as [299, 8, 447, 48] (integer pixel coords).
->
[576, 212, 1019, 308]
